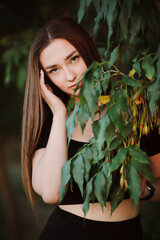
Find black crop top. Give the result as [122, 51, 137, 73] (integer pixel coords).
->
[35, 115, 160, 204]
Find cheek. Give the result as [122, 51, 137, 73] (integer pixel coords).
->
[50, 77, 64, 89]
[79, 62, 87, 75]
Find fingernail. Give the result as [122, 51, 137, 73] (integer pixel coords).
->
[40, 69, 43, 75]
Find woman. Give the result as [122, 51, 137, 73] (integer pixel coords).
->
[21, 17, 160, 240]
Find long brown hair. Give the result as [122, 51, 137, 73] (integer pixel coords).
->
[21, 17, 101, 207]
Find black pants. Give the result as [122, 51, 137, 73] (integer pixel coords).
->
[39, 206, 143, 240]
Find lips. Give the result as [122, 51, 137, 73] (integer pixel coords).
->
[70, 80, 82, 89]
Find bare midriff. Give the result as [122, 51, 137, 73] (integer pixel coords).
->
[59, 200, 141, 222]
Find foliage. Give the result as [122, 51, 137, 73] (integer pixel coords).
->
[59, 0, 160, 215]
[78, 0, 160, 111]
[0, 29, 37, 90]
[59, 57, 158, 215]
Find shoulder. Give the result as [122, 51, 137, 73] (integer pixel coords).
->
[35, 114, 53, 150]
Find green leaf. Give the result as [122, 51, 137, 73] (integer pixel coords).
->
[109, 45, 119, 67]
[98, 47, 107, 62]
[82, 64, 99, 119]
[107, 137, 122, 151]
[82, 145, 93, 182]
[110, 80, 121, 93]
[94, 162, 112, 209]
[78, 0, 86, 23]
[94, 172, 107, 208]
[128, 146, 151, 164]
[94, 11, 103, 35]
[148, 80, 160, 119]
[93, 113, 110, 151]
[122, 75, 141, 87]
[102, 71, 110, 92]
[77, 104, 90, 133]
[110, 186, 125, 215]
[59, 159, 72, 203]
[126, 163, 141, 208]
[122, 118, 133, 139]
[93, 0, 100, 13]
[107, 89, 132, 138]
[86, 0, 92, 7]
[107, 104, 124, 132]
[106, 0, 117, 47]
[72, 154, 85, 196]
[133, 160, 154, 182]
[90, 140, 98, 153]
[90, 141, 105, 164]
[142, 55, 155, 80]
[108, 88, 128, 116]
[93, 64, 102, 80]
[78, 85, 87, 112]
[67, 95, 75, 112]
[154, 45, 160, 82]
[90, 141, 99, 164]
[148, 46, 160, 118]
[105, 120, 116, 147]
[133, 61, 141, 76]
[102, 161, 112, 190]
[119, 2, 128, 39]
[116, 90, 129, 114]
[82, 177, 94, 215]
[109, 148, 128, 173]
[129, 9, 142, 44]
[66, 103, 79, 144]
[93, 0, 108, 35]
[92, 120, 100, 139]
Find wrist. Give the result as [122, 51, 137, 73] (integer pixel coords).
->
[53, 107, 67, 117]
[53, 111, 67, 120]
[140, 181, 155, 201]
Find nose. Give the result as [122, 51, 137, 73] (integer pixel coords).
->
[64, 66, 76, 81]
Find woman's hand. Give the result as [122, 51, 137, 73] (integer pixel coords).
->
[40, 70, 67, 116]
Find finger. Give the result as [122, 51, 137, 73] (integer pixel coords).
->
[39, 70, 48, 100]
[40, 70, 52, 93]
[40, 70, 49, 94]
[40, 69, 45, 85]
[39, 72, 55, 104]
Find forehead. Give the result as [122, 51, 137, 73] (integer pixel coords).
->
[40, 38, 77, 67]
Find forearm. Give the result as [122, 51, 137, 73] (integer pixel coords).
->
[32, 112, 68, 203]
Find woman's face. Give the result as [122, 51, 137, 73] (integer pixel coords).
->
[40, 38, 87, 99]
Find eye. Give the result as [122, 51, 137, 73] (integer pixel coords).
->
[49, 68, 59, 74]
[71, 55, 79, 63]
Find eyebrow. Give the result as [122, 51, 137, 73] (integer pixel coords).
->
[45, 50, 78, 70]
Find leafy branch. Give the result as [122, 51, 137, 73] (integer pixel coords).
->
[59, 52, 159, 215]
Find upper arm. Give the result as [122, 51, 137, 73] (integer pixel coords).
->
[32, 148, 45, 186]
[149, 153, 160, 179]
